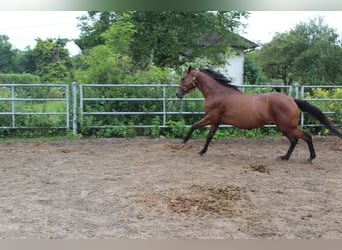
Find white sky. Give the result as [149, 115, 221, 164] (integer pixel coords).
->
[1, 11, 342, 55]
[242, 11, 342, 44]
[0, 11, 86, 55]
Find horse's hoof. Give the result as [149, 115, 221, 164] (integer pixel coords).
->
[306, 158, 313, 164]
[278, 155, 289, 161]
[198, 151, 205, 156]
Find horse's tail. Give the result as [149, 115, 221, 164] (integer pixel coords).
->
[294, 99, 342, 138]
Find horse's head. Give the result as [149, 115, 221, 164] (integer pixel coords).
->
[176, 66, 199, 99]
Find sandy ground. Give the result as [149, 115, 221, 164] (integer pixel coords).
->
[0, 136, 341, 239]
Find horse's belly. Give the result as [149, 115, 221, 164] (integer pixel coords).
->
[221, 109, 273, 129]
[228, 119, 267, 129]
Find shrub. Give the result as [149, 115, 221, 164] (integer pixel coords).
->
[0, 73, 40, 84]
[304, 87, 342, 135]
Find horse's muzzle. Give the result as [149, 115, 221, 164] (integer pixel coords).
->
[176, 91, 183, 99]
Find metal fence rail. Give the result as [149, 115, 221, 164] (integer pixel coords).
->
[0, 84, 70, 129]
[1, 83, 341, 135]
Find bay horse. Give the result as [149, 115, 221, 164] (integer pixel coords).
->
[176, 66, 342, 163]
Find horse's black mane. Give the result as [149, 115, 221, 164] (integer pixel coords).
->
[200, 68, 239, 91]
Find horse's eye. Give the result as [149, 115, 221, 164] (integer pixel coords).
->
[181, 77, 185, 82]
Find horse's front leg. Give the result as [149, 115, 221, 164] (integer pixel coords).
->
[183, 116, 212, 145]
[199, 123, 219, 155]
[183, 124, 199, 144]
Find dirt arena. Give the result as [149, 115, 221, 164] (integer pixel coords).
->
[0, 136, 341, 239]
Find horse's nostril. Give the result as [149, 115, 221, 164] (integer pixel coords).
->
[176, 92, 183, 99]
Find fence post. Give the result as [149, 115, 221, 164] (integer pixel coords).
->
[163, 85, 166, 127]
[11, 85, 15, 128]
[72, 82, 78, 135]
[300, 85, 305, 127]
[294, 82, 299, 99]
[291, 82, 306, 127]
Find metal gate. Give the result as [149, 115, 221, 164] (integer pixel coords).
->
[0, 84, 70, 130]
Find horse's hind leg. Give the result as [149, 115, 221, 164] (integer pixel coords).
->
[279, 136, 298, 161]
[280, 128, 316, 163]
[302, 131, 316, 163]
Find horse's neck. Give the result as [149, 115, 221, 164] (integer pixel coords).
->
[197, 76, 236, 98]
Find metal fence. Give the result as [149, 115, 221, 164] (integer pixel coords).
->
[0, 84, 70, 130]
[79, 83, 341, 130]
[79, 83, 203, 129]
[300, 85, 342, 128]
[1, 83, 341, 135]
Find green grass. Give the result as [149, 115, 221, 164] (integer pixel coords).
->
[0, 129, 81, 142]
[15, 101, 66, 113]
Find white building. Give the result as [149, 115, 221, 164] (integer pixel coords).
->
[200, 34, 258, 85]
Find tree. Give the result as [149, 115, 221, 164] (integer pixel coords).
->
[243, 56, 266, 84]
[0, 35, 17, 73]
[75, 11, 118, 51]
[74, 13, 135, 83]
[75, 11, 249, 69]
[254, 32, 298, 84]
[291, 16, 342, 84]
[32, 38, 72, 83]
[254, 16, 342, 85]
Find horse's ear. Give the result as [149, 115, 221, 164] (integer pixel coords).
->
[187, 66, 192, 73]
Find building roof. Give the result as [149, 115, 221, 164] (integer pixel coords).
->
[199, 33, 258, 51]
